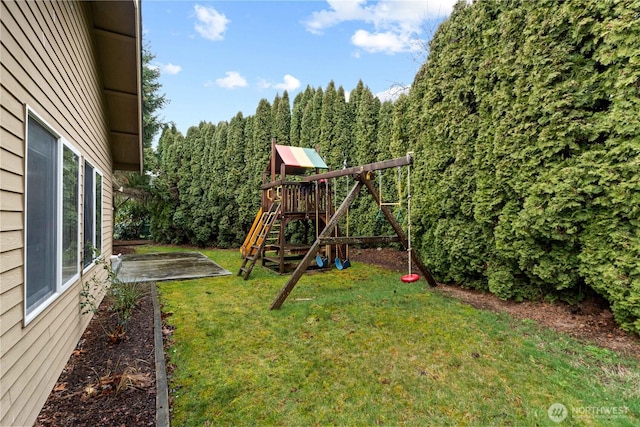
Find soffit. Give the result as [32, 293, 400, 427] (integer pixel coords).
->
[90, 0, 142, 172]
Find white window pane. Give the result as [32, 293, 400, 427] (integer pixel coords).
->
[95, 173, 102, 253]
[62, 145, 79, 284]
[26, 118, 57, 313]
[83, 163, 94, 267]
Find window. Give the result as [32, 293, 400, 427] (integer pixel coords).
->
[62, 145, 81, 283]
[83, 162, 103, 269]
[25, 110, 81, 322]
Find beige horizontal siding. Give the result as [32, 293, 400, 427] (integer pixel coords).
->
[2, 273, 99, 425]
[0, 230, 21, 253]
[0, 170, 22, 193]
[0, 211, 22, 232]
[0, 265, 21, 295]
[0, 286, 22, 335]
[0, 0, 117, 425]
[0, 125, 23, 155]
[0, 148, 22, 176]
[0, 250, 21, 276]
[0, 191, 21, 213]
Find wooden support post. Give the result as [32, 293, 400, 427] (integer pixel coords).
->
[270, 180, 364, 310]
[270, 138, 277, 183]
[279, 162, 287, 273]
[361, 178, 438, 287]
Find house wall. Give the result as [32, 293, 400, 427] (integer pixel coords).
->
[1, 1, 114, 425]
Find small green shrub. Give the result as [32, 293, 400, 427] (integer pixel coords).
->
[80, 250, 146, 342]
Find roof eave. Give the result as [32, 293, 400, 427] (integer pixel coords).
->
[91, 0, 143, 173]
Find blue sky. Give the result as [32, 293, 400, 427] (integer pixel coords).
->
[142, 0, 456, 136]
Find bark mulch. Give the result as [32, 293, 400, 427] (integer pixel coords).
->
[35, 282, 156, 426]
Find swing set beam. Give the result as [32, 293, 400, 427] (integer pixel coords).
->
[270, 171, 438, 310]
[301, 154, 413, 183]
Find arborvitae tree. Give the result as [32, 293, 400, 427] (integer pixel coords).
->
[319, 81, 338, 166]
[348, 80, 366, 123]
[206, 121, 229, 243]
[150, 124, 184, 243]
[376, 101, 394, 161]
[332, 85, 354, 205]
[353, 86, 380, 165]
[410, 0, 640, 332]
[373, 101, 397, 235]
[351, 85, 380, 236]
[217, 113, 246, 247]
[251, 99, 274, 175]
[238, 116, 260, 218]
[306, 87, 324, 148]
[390, 93, 411, 158]
[185, 121, 216, 245]
[173, 125, 200, 243]
[411, 0, 492, 291]
[300, 99, 316, 149]
[290, 85, 314, 146]
[198, 121, 216, 244]
[273, 91, 291, 145]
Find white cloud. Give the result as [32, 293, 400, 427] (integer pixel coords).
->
[304, 0, 369, 35]
[376, 85, 410, 102]
[194, 4, 230, 41]
[304, 0, 456, 54]
[214, 71, 248, 89]
[160, 63, 182, 75]
[260, 74, 301, 91]
[274, 74, 301, 91]
[351, 30, 406, 54]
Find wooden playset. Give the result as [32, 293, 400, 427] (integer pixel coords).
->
[238, 139, 437, 309]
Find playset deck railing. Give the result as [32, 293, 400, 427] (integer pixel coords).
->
[261, 181, 331, 217]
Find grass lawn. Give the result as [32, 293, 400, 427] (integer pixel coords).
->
[143, 246, 640, 426]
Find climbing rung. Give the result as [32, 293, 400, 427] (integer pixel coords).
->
[238, 201, 281, 280]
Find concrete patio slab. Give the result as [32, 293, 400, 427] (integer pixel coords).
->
[115, 252, 231, 283]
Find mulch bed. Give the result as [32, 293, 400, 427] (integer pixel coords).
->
[35, 282, 156, 427]
[35, 244, 639, 426]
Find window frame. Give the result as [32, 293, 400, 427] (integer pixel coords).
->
[60, 141, 82, 291]
[24, 107, 82, 325]
[82, 160, 104, 273]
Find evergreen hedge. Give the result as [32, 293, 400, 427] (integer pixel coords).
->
[411, 0, 640, 332]
[148, 0, 639, 333]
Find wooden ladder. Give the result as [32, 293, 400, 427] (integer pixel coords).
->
[238, 202, 281, 280]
